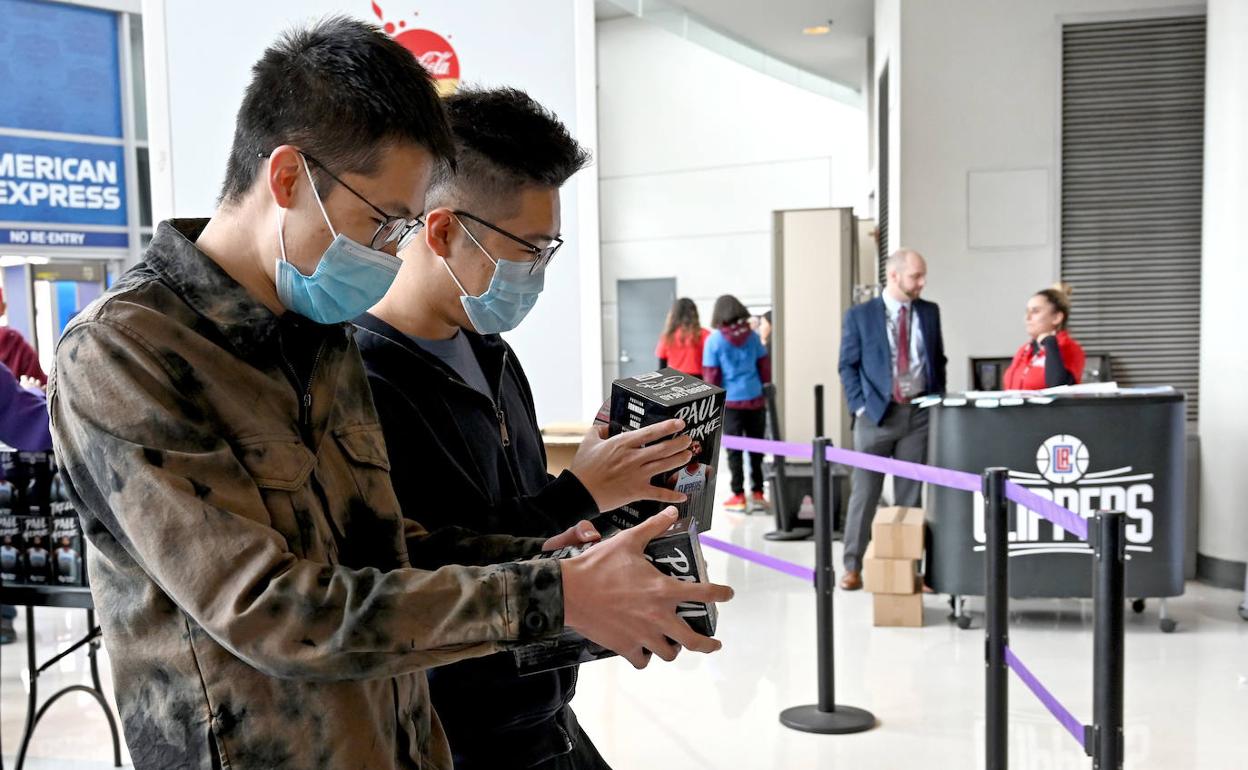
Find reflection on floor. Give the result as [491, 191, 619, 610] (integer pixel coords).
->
[3, 477, 1246, 769]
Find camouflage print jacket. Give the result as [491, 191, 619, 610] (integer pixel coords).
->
[48, 219, 564, 770]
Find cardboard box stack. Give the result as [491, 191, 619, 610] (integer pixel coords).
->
[864, 506, 925, 627]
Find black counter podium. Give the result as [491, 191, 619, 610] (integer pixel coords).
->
[926, 391, 1186, 613]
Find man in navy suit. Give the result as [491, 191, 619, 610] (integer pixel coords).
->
[837, 249, 946, 590]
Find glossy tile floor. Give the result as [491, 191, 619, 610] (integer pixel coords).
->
[3, 469, 1246, 769]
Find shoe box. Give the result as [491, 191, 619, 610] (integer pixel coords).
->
[513, 517, 716, 674]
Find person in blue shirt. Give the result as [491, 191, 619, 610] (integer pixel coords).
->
[703, 295, 771, 513]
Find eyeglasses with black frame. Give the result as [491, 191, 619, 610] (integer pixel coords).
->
[258, 151, 425, 252]
[454, 210, 563, 275]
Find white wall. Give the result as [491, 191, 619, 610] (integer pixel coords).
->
[595, 17, 866, 386]
[873, 0, 901, 249]
[889, 0, 1205, 392]
[142, 0, 601, 424]
[887, 0, 1240, 572]
[1198, 0, 1248, 569]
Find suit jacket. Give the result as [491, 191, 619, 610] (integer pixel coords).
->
[838, 296, 947, 425]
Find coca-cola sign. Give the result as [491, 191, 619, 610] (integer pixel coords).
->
[370, 2, 461, 95]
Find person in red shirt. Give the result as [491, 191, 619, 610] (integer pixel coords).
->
[1003, 284, 1086, 391]
[0, 287, 47, 386]
[655, 297, 710, 378]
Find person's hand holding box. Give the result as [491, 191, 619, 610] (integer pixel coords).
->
[560, 508, 733, 668]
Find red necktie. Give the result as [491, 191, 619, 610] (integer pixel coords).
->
[894, 305, 910, 403]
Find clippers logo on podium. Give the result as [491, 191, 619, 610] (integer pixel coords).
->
[1036, 434, 1089, 483]
[973, 434, 1157, 558]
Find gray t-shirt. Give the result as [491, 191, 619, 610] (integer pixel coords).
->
[408, 330, 493, 400]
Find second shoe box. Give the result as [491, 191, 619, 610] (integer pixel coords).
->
[605, 368, 725, 532]
[513, 516, 717, 675]
[862, 541, 919, 595]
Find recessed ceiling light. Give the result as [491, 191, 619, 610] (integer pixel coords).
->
[803, 25, 831, 36]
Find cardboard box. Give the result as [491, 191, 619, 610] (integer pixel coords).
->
[873, 592, 924, 628]
[606, 369, 725, 532]
[21, 514, 51, 585]
[870, 507, 926, 559]
[50, 502, 85, 587]
[863, 542, 919, 595]
[514, 517, 717, 675]
[541, 423, 589, 477]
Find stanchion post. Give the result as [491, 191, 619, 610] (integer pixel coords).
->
[763, 384, 812, 541]
[1092, 511, 1125, 770]
[812, 435, 835, 710]
[984, 467, 1009, 770]
[814, 384, 825, 438]
[778, 437, 875, 734]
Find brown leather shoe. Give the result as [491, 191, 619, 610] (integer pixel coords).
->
[840, 570, 863, 591]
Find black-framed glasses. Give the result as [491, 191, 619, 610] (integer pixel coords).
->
[454, 210, 563, 275]
[259, 151, 425, 251]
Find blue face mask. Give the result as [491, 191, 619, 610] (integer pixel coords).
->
[274, 157, 402, 325]
[444, 216, 545, 335]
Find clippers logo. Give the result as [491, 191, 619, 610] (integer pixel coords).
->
[973, 434, 1156, 558]
[371, 3, 461, 96]
[1036, 434, 1089, 483]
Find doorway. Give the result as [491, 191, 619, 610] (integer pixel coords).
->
[1, 258, 119, 374]
[616, 277, 676, 380]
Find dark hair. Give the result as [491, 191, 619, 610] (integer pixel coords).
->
[1035, 283, 1074, 330]
[425, 87, 591, 213]
[663, 298, 701, 345]
[219, 16, 455, 204]
[711, 295, 751, 328]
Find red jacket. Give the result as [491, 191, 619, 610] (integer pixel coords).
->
[0, 327, 46, 385]
[1003, 331, 1085, 391]
[655, 328, 711, 377]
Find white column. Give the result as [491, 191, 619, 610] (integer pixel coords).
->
[1197, 0, 1248, 581]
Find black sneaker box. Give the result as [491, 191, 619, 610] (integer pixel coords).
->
[513, 517, 717, 675]
[21, 514, 51, 585]
[606, 369, 725, 532]
[0, 498, 22, 584]
[50, 502, 84, 587]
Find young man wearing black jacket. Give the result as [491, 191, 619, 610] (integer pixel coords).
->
[357, 89, 694, 769]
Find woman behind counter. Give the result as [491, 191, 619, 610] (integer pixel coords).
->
[1003, 284, 1086, 390]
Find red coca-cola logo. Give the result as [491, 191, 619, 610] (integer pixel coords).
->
[371, 2, 460, 95]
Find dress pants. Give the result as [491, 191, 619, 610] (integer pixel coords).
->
[842, 403, 929, 572]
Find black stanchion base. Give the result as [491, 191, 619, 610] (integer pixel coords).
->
[779, 704, 876, 734]
[764, 527, 814, 542]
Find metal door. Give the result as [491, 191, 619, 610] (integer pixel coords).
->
[617, 278, 676, 379]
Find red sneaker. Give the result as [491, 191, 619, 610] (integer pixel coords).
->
[750, 492, 770, 513]
[724, 493, 747, 512]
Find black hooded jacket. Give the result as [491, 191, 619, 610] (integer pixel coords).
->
[354, 311, 599, 769]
